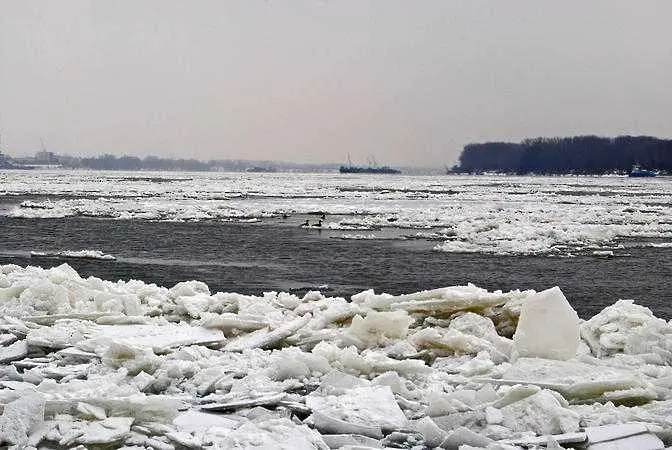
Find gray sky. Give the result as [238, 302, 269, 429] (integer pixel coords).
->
[1, 1, 671, 167]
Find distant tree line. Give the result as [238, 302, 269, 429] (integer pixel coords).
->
[63, 154, 212, 171]
[0, 151, 13, 169]
[4, 152, 341, 173]
[455, 136, 672, 174]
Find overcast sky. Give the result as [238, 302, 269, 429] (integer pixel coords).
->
[1, 1, 671, 167]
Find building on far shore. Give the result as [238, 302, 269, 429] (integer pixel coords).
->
[34, 150, 60, 165]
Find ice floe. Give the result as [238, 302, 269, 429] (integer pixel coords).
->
[2, 170, 672, 255]
[30, 249, 117, 261]
[1, 262, 672, 448]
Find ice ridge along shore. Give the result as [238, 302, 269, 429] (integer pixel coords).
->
[1, 263, 672, 449]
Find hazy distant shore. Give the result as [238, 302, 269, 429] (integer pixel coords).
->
[454, 135, 672, 175]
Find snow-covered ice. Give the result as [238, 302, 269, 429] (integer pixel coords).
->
[2, 170, 672, 255]
[1, 263, 672, 448]
[30, 249, 116, 260]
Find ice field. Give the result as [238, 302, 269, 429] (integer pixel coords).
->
[1, 170, 672, 448]
[2, 264, 672, 448]
[1, 170, 671, 256]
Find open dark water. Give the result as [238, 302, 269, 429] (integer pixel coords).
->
[1, 216, 670, 320]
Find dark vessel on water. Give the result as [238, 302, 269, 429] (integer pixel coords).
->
[629, 164, 657, 178]
[339, 165, 401, 174]
[339, 155, 401, 174]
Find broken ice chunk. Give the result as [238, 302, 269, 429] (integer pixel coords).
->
[166, 430, 202, 448]
[513, 286, 580, 360]
[0, 340, 28, 363]
[268, 347, 331, 382]
[102, 341, 161, 375]
[306, 386, 408, 438]
[0, 392, 46, 445]
[499, 390, 580, 435]
[75, 402, 107, 420]
[586, 433, 664, 450]
[320, 434, 382, 449]
[200, 392, 287, 412]
[224, 314, 311, 351]
[440, 426, 495, 449]
[78, 323, 225, 355]
[59, 417, 134, 446]
[501, 431, 587, 447]
[169, 280, 211, 298]
[199, 312, 269, 333]
[344, 310, 414, 348]
[412, 416, 446, 447]
[580, 300, 672, 363]
[448, 313, 514, 358]
[409, 327, 509, 363]
[0, 334, 17, 346]
[585, 423, 649, 444]
[172, 410, 239, 433]
[206, 416, 327, 449]
[311, 410, 383, 439]
[26, 319, 97, 349]
[131, 371, 156, 392]
[499, 357, 650, 403]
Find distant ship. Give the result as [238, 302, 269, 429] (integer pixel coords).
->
[339, 165, 401, 174]
[339, 154, 401, 174]
[245, 166, 277, 173]
[629, 164, 657, 178]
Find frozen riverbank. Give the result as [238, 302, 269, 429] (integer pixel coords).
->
[1, 263, 672, 448]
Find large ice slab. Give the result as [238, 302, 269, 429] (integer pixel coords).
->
[306, 386, 408, 438]
[0, 392, 45, 445]
[586, 433, 664, 450]
[492, 357, 652, 404]
[78, 323, 225, 354]
[499, 390, 580, 435]
[0, 340, 28, 363]
[513, 286, 580, 360]
[57, 416, 134, 446]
